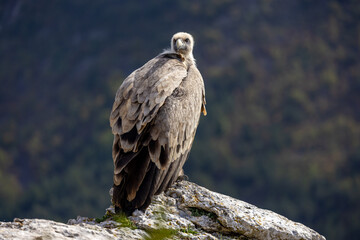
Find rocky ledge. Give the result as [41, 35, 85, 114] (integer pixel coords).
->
[0, 181, 326, 240]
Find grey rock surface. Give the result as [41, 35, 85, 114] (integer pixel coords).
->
[0, 181, 326, 240]
[0, 218, 144, 240]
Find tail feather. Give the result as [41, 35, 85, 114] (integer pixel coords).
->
[112, 141, 191, 216]
[112, 153, 159, 216]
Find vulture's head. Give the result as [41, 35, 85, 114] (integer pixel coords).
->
[171, 32, 194, 58]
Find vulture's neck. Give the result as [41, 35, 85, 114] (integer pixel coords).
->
[161, 49, 196, 68]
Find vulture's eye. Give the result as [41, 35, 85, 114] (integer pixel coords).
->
[185, 38, 190, 43]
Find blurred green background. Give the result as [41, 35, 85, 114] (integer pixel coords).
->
[1, 0, 359, 239]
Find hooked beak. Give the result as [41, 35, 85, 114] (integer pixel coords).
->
[175, 39, 185, 51]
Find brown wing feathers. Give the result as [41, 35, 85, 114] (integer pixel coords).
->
[110, 55, 191, 214]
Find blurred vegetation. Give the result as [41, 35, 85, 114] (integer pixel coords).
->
[0, 0, 359, 239]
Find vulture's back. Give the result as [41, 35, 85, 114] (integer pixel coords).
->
[110, 44, 206, 216]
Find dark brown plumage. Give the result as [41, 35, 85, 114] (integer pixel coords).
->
[110, 32, 206, 215]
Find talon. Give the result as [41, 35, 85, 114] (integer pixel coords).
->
[177, 174, 189, 182]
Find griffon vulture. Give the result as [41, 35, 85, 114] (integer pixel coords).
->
[110, 32, 206, 215]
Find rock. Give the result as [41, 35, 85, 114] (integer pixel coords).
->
[0, 218, 144, 240]
[0, 181, 326, 240]
[162, 181, 326, 240]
